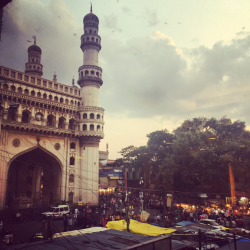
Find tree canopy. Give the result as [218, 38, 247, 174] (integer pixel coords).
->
[118, 117, 250, 197]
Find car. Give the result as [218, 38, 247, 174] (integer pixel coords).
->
[199, 219, 224, 230]
[41, 205, 70, 219]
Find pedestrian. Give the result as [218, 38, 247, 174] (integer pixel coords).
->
[67, 212, 74, 231]
[63, 215, 68, 232]
[16, 211, 21, 223]
[41, 215, 54, 240]
[47, 216, 55, 239]
[74, 207, 79, 227]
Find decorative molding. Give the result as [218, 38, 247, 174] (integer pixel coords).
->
[54, 143, 61, 150]
[12, 138, 20, 147]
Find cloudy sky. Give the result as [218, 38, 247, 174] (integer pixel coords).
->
[1, 0, 250, 158]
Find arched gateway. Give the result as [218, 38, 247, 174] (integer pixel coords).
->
[6, 147, 62, 209]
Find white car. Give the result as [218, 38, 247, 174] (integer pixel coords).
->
[41, 205, 70, 219]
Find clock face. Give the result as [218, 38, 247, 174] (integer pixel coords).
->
[35, 113, 42, 121]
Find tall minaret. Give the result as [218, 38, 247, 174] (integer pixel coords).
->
[77, 6, 104, 205]
[25, 36, 43, 77]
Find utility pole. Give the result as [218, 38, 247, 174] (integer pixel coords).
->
[125, 168, 130, 232]
[0, 95, 3, 137]
[139, 177, 144, 212]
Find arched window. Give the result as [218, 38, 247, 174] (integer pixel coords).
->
[21, 110, 30, 123]
[47, 114, 56, 127]
[31, 90, 35, 96]
[58, 116, 66, 129]
[11, 85, 16, 92]
[43, 93, 47, 99]
[81, 72, 83, 77]
[18, 87, 22, 94]
[69, 118, 76, 130]
[54, 96, 58, 102]
[97, 114, 100, 119]
[37, 92, 41, 98]
[70, 100, 74, 105]
[3, 83, 8, 90]
[7, 108, 17, 121]
[90, 124, 94, 131]
[49, 95, 52, 100]
[70, 142, 76, 149]
[69, 192, 74, 203]
[65, 99, 69, 104]
[83, 124, 87, 131]
[85, 70, 89, 76]
[83, 113, 87, 119]
[69, 174, 74, 183]
[70, 157, 75, 165]
[24, 89, 29, 95]
[60, 97, 64, 103]
[91, 70, 94, 75]
[90, 113, 94, 119]
[97, 125, 100, 131]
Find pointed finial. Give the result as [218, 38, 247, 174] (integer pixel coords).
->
[90, 3, 92, 13]
[53, 72, 57, 82]
[32, 35, 36, 45]
[72, 76, 75, 86]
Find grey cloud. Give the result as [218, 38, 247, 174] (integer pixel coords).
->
[102, 14, 119, 30]
[121, 7, 130, 13]
[0, 0, 82, 84]
[100, 32, 250, 127]
[146, 9, 159, 27]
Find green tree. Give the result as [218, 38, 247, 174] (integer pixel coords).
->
[118, 117, 250, 197]
[172, 117, 250, 194]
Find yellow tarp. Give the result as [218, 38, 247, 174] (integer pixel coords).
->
[106, 219, 176, 236]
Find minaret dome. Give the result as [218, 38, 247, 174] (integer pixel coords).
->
[25, 37, 43, 77]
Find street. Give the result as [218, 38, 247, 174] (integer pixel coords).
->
[4, 219, 64, 245]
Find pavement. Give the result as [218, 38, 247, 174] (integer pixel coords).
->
[4, 219, 64, 245]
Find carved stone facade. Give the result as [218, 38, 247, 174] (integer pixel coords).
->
[0, 9, 104, 210]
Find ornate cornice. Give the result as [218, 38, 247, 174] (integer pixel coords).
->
[0, 66, 80, 98]
[77, 76, 103, 88]
[78, 65, 102, 72]
[78, 106, 104, 112]
[80, 136, 101, 147]
[0, 89, 78, 111]
[78, 119, 104, 125]
[81, 43, 101, 52]
[1, 120, 77, 137]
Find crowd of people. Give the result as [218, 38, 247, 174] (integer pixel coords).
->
[52, 191, 250, 233]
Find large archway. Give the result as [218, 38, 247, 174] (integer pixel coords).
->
[6, 147, 62, 209]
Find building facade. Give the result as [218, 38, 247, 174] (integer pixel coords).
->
[0, 9, 104, 210]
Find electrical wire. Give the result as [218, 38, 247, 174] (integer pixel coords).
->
[0, 150, 234, 196]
